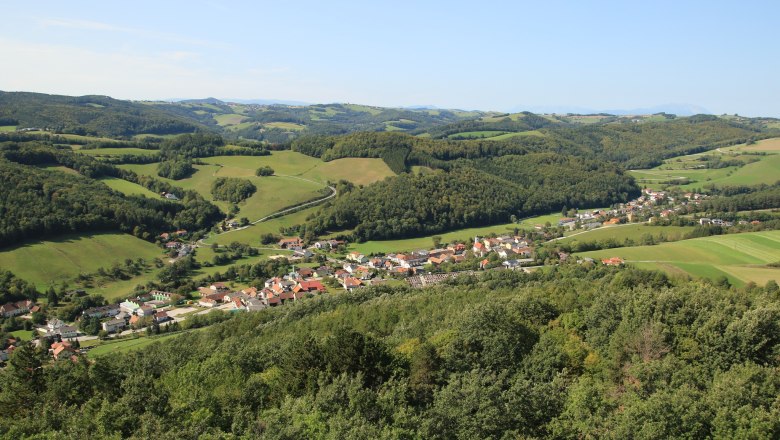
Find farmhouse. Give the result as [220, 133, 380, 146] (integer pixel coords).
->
[601, 257, 625, 266]
[102, 318, 126, 333]
[278, 237, 303, 249]
[83, 304, 120, 319]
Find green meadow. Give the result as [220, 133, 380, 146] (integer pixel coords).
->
[77, 147, 159, 157]
[204, 207, 318, 246]
[100, 177, 159, 197]
[557, 224, 696, 246]
[577, 230, 780, 287]
[0, 232, 164, 291]
[630, 137, 780, 189]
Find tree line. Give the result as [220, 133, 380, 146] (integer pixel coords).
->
[2, 264, 778, 438]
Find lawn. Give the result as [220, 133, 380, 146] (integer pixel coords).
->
[10, 330, 34, 341]
[0, 126, 17, 132]
[100, 177, 159, 197]
[577, 230, 780, 287]
[0, 232, 164, 291]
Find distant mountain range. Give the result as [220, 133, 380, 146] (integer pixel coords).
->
[175, 97, 311, 106]
[508, 103, 711, 116]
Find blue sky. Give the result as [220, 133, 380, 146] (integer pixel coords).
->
[1, 1, 779, 116]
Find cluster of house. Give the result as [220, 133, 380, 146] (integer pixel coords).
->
[197, 274, 329, 311]
[699, 218, 736, 227]
[471, 236, 536, 269]
[85, 290, 182, 334]
[551, 190, 712, 231]
[159, 230, 193, 257]
[0, 299, 39, 318]
[41, 318, 79, 340]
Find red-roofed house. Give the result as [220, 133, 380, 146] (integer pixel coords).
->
[293, 280, 326, 294]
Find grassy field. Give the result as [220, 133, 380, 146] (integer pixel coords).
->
[577, 230, 780, 287]
[10, 330, 34, 341]
[264, 122, 305, 130]
[0, 233, 164, 291]
[119, 160, 324, 221]
[300, 158, 395, 186]
[40, 165, 80, 175]
[87, 332, 185, 358]
[100, 177, 159, 197]
[349, 222, 525, 254]
[214, 113, 247, 126]
[557, 224, 696, 245]
[0, 126, 17, 132]
[630, 137, 780, 189]
[447, 130, 508, 139]
[349, 208, 621, 255]
[203, 207, 318, 246]
[77, 147, 159, 157]
[486, 130, 546, 141]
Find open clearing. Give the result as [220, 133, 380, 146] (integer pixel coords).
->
[204, 207, 318, 246]
[100, 177, 159, 197]
[77, 147, 159, 157]
[214, 113, 247, 126]
[577, 230, 780, 287]
[0, 232, 164, 289]
[557, 225, 696, 246]
[119, 160, 324, 221]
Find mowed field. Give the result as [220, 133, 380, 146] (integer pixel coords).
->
[577, 230, 780, 287]
[204, 207, 318, 246]
[0, 233, 164, 290]
[630, 137, 780, 190]
[556, 224, 696, 245]
[119, 162, 322, 221]
[76, 147, 159, 157]
[100, 177, 159, 197]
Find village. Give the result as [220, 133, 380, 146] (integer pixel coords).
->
[0, 186, 764, 364]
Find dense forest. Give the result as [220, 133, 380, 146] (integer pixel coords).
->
[305, 165, 637, 241]
[211, 177, 257, 203]
[0, 92, 204, 137]
[0, 141, 222, 247]
[292, 117, 764, 171]
[2, 265, 779, 438]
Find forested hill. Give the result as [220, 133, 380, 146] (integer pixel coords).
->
[292, 117, 766, 170]
[305, 163, 638, 241]
[0, 92, 206, 137]
[0, 141, 222, 247]
[4, 265, 779, 438]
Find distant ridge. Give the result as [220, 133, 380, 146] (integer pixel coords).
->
[510, 103, 711, 116]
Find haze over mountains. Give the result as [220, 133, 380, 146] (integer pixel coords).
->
[172, 98, 711, 116]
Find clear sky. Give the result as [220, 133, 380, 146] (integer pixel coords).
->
[1, 1, 779, 116]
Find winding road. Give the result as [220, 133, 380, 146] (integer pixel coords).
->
[197, 174, 336, 245]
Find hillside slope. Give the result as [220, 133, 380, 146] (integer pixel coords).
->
[3, 266, 778, 438]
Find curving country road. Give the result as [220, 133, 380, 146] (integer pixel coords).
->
[197, 174, 336, 245]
